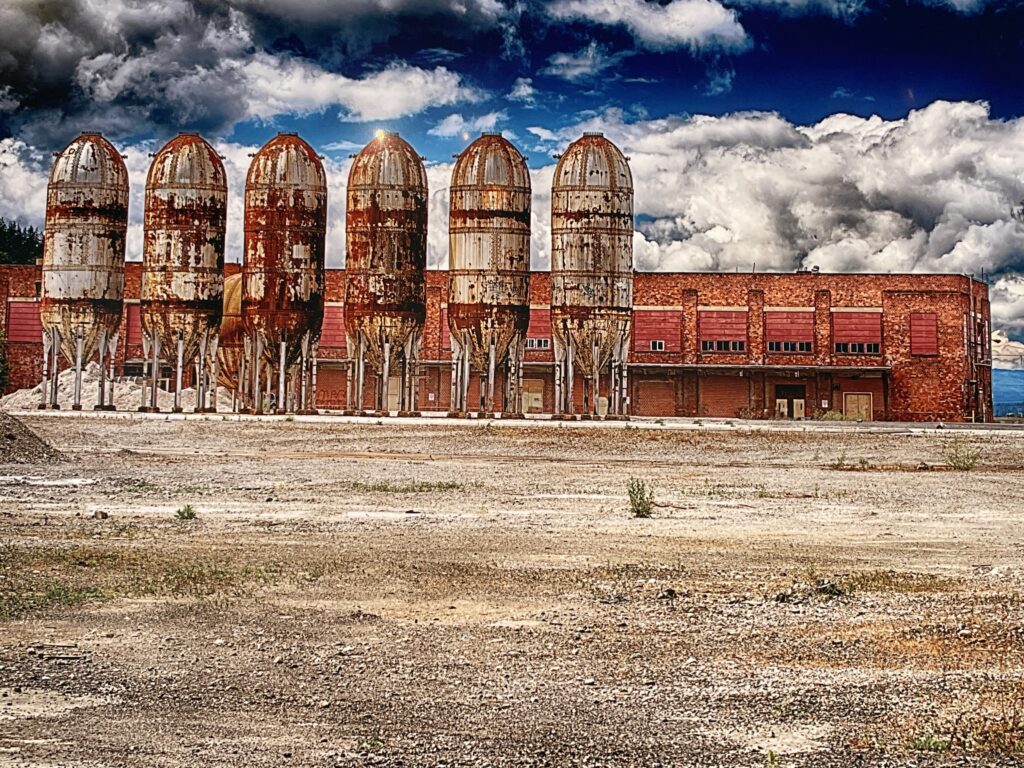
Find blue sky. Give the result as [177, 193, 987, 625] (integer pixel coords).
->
[1, 0, 1023, 336]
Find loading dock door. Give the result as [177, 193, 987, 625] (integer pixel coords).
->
[844, 392, 872, 421]
[634, 380, 675, 416]
[522, 379, 545, 413]
[699, 375, 749, 417]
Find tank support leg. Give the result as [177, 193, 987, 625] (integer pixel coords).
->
[106, 331, 118, 410]
[449, 346, 459, 415]
[174, 334, 184, 412]
[49, 328, 61, 410]
[486, 341, 496, 415]
[566, 338, 575, 417]
[71, 329, 84, 411]
[96, 331, 106, 411]
[592, 338, 600, 417]
[150, 336, 161, 412]
[310, 342, 319, 414]
[40, 329, 50, 410]
[299, 334, 309, 412]
[277, 339, 287, 414]
[196, 331, 208, 413]
[380, 340, 391, 415]
[209, 334, 219, 414]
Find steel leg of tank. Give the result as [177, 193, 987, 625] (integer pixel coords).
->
[299, 335, 309, 413]
[209, 334, 219, 414]
[105, 332, 118, 411]
[309, 344, 319, 415]
[356, 337, 366, 415]
[253, 335, 263, 414]
[40, 330, 50, 410]
[379, 340, 390, 416]
[173, 335, 184, 412]
[566, 339, 575, 417]
[277, 339, 287, 414]
[197, 331, 209, 413]
[71, 330, 84, 411]
[485, 341, 496, 416]
[95, 331, 105, 411]
[149, 336, 161, 412]
[448, 347, 459, 416]
[49, 328, 61, 410]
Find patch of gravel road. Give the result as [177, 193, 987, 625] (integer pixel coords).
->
[0, 415, 1022, 767]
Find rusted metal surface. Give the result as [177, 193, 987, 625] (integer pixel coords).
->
[344, 132, 427, 369]
[448, 133, 530, 368]
[41, 132, 128, 364]
[216, 272, 242, 390]
[243, 133, 326, 361]
[141, 133, 226, 362]
[344, 132, 427, 413]
[242, 133, 327, 413]
[448, 132, 530, 413]
[550, 132, 634, 415]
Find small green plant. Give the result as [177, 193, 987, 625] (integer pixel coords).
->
[830, 452, 848, 469]
[942, 436, 982, 471]
[175, 504, 197, 521]
[626, 477, 654, 518]
[284, 415, 295, 422]
[907, 734, 951, 752]
[765, 750, 781, 768]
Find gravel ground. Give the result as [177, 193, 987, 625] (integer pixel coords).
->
[1, 415, 1022, 767]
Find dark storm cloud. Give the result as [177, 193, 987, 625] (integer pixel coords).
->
[0, 0, 508, 146]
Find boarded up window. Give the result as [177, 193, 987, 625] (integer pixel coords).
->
[5, 301, 42, 343]
[633, 310, 680, 352]
[764, 311, 814, 342]
[527, 307, 550, 340]
[833, 312, 881, 343]
[126, 304, 143, 345]
[910, 312, 938, 355]
[698, 310, 746, 341]
[320, 305, 346, 351]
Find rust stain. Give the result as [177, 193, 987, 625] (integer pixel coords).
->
[41, 132, 128, 363]
[242, 132, 327, 368]
[343, 131, 427, 371]
[141, 133, 227, 360]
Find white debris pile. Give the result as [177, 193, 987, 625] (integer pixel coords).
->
[0, 363, 235, 412]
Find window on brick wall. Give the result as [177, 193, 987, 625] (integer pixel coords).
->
[525, 337, 550, 350]
[910, 312, 938, 355]
[649, 339, 665, 351]
[833, 311, 882, 355]
[702, 339, 745, 352]
[834, 342, 880, 354]
[768, 340, 812, 353]
[698, 310, 747, 354]
[765, 310, 814, 354]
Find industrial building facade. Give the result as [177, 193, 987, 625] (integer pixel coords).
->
[1, 263, 992, 422]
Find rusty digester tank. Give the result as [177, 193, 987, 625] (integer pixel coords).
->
[550, 132, 634, 417]
[40, 132, 129, 411]
[448, 132, 531, 415]
[141, 133, 227, 412]
[344, 132, 428, 414]
[242, 133, 327, 413]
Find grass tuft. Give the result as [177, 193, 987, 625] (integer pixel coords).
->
[626, 477, 654, 518]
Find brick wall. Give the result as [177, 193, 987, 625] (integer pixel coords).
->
[1, 264, 993, 421]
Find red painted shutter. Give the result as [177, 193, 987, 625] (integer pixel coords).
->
[698, 311, 747, 342]
[910, 312, 938, 355]
[5, 302, 42, 342]
[319, 305, 346, 351]
[633, 310, 680, 352]
[765, 311, 814, 342]
[833, 312, 881, 343]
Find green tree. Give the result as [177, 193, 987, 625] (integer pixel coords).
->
[0, 217, 43, 265]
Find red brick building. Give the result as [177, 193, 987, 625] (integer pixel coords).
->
[1, 264, 992, 421]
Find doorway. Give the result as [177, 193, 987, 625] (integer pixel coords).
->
[843, 392, 873, 421]
[774, 384, 807, 419]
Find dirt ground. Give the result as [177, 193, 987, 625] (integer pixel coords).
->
[1, 414, 1023, 767]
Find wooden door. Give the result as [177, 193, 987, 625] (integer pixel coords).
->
[844, 392, 872, 421]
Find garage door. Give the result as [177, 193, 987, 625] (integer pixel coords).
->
[633, 380, 675, 416]
[699, 375, 749, 417]
[316, 367, 346, 410]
